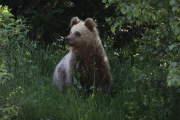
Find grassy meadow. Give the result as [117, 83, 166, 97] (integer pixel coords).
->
[1, 41, 172, 120]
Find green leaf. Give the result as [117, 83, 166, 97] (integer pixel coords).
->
[159, 52, 163, 57]
[172, 7, 177, 12]
[158, 2, 163, 7]
[177, 35, 180, 41]
[169, 44, 174, 51]
[139, 56, 143, 60]
[165, 48, 169, 52]
[142, 9, 146, 14]
[126, 6, 132, 11]
[77, 72, 81, 78]
[114, 21, 119, 27]
[111, 25, 115, 33]
[73, 77, 82, 89]
[73, 77, 78, 84]
[169, 0, 176, 5]
[105, 4, 109, 8]
[173, 47, 178, 52]
[76, 61, 80, 68]
[107, 21, 112, 25]
[121, 7, 128, 14]
[167, 66, 180, 87]
[177, 7, 180, 12]
[134, 39, 137, 42]
[131, 4, 135, 7]
[108, 0, 112, 4]
[127, 13, 132, 20]
[102, 0, 107, 3]
[170, 62, 177, 67]
[152, 15, 156, 20]
[175, 28, 179, 34]
[136, 20, 141, 26]
[133, 7, 140, 17]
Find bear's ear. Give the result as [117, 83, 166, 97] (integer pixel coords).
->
[71, 17, 80, 27]
[84, 18, 97, 31]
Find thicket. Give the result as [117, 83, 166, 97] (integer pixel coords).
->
[0, 0, 180, 119]
[105, 0, 180, 86]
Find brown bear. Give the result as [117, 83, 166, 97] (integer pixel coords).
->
[53, 17, 113, 93]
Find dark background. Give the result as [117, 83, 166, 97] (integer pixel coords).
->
[0, 0, 135, 53]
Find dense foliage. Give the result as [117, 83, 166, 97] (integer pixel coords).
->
[104, 0, 180, 86]
[0, 5, 29, 119]
[0, 0, 180, 119]
[104, 0, 180, 118]
[0, 0, 116, 46]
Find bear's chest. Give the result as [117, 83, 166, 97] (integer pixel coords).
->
[76, 60, 96, 75]
[74, 59, 99, 85]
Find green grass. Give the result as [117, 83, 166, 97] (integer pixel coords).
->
[1, 43, 180, 120]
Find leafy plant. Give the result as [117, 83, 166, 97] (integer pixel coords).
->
[103, 0, 180, 119]
[0, 5, 36, 119]
[103, 0, 180, 85]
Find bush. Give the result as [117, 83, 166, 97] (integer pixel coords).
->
[0, 5, 36, 119]
[103, 0, 180, 119]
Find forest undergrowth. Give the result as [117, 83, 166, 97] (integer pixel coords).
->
[1, 5, 180, 120]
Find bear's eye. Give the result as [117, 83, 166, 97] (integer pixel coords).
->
[75, 32, 81, 37]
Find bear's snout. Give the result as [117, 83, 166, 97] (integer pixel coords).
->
[64, 37, 74, 45]
[64, 37, 70, 44]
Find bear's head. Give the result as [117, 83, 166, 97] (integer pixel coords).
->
[64, 17, 99, 49]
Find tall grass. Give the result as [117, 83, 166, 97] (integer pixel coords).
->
[1, 40, 179, 120]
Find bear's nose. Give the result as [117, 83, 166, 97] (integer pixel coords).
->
[64, 37, 69, 44]
[64, 37, 69, 40]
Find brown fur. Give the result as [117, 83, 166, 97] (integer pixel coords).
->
[70, 17, 81, 27]
[53, 17, 113, 93]
[84, 18, 97, 31]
